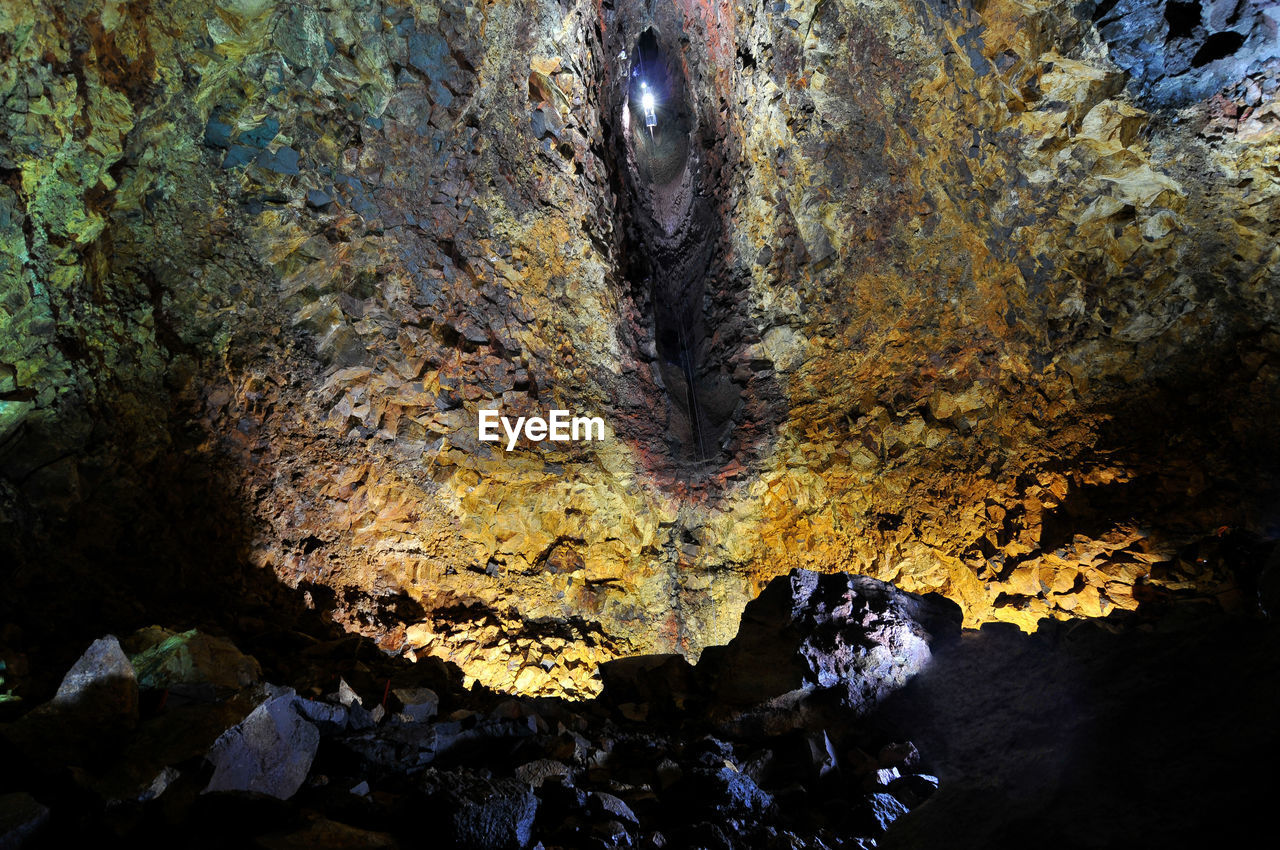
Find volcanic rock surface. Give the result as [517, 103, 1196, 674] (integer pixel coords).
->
[2, 0, 1279, 702]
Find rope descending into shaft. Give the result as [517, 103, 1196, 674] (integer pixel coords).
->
[676, 319, 707, 461]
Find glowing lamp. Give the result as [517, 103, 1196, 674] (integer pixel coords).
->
[640, 83, 657, 134]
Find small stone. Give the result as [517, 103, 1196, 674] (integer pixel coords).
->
[335, 679, 361, 708]
[591, 791, 638, 825]
[806, 731, 838, 777]
[877, 741, 920, 769]
[888, 773, 939, 807]
[862, 767, 901, 790]
[391, 686, 442, 721]
[854, 792, 909, 833]
[514, 759, 571, 788]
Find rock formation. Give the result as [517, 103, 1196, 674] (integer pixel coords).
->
[1, 0, 1278, 799]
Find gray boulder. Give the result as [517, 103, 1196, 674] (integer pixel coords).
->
[204, 687, 319, 800]
[52, 635, 137, 718]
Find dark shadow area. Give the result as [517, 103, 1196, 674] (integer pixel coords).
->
[1192, 30, 1247, 67]
[871, 605, 1280, 847]
[0, 404, 438, 710]
[1088, 329, 1280, 539]
[1164, 0, 1202, 40]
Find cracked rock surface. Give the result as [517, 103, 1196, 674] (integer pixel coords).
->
[2, 0, 1279, 701]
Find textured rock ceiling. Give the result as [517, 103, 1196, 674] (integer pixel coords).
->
[1, 0, 1278, 697]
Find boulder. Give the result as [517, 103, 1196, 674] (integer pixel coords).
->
[204, 687, 319, 800]
[598, 653, 699, 717]
[590, 791, 638, 825]
[888, 773, 939, 807]
[674, 764, 772, 817]
[1, 636, 138, 769]
[52, 635, 138, 718]
[877, 741, 920, 769]
[418, 770, 537, 850]
[699, 570, 961, 713]
[514, 759, 572, 788]
[127, 628, 261, 693]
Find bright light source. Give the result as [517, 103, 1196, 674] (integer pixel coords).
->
[639, 82, 657, 134]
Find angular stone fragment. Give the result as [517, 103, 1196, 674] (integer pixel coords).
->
[418, 771, 537, 850]
[294, 698, 348, 733]
[863, 767, 901, 790]
[675, 764, 772, 817]
[854, 792, 909, 834]
[888, 773, 939, 807]
[590, 791, 638, 825]
[391, 687, 439, 722]
[514, 759, 572, 788]
[806, 730, 839, 778]
[878, 741, 920, 769]
[204, 687, 319, 800]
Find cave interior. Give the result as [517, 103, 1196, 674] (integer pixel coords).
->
[2, 0, 1280, 846]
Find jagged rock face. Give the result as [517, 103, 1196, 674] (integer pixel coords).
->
[700, 569, 961, 714]
[1093, 0, 1280, 105]
[2, 0, 1279, 696]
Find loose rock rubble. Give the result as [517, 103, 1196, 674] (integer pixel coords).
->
[0, 570, 956, 848]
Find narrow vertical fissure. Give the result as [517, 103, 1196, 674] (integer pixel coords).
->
[613, 24, 725, 467]
[601, 3, 782, 482]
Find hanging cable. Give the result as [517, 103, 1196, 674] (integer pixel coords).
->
[676, 318, 707, 461]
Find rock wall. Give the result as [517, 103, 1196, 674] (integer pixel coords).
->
[2, 0, 1278, 697]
